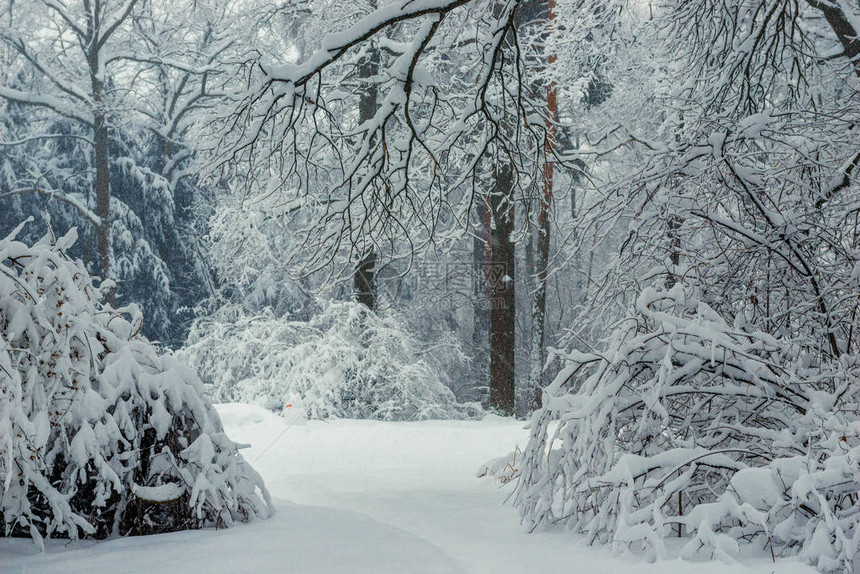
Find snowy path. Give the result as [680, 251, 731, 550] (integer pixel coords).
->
[3, 404, 817, 573]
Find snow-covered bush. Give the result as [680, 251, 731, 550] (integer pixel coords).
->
[0, 222, 271, 547]
[515, 287, 860, 573]
[180, 301, 478, 421]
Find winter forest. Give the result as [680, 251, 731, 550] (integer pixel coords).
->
[1, 0, 859, 572]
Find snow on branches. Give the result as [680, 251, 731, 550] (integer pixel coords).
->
[0, 222, 271, 547]
[514, 286, 860, 573]
[211, 0, 557, 277]
[180, 301, 478, 421]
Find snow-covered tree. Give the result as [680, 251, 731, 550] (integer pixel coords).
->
[209, 0, 593, 414]
[0, 221, 271, 545]
[515, 287, 860, 572]
[0, 0, 233, 345]
[515, 1, 860, 571]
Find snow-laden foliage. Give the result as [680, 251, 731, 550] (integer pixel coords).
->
[205, 198, 312, 317]
[212, 0, 559, 284]
[0, 223, 272, 547]
[515, 287, 860, 573]
[180, 301, 478, 421]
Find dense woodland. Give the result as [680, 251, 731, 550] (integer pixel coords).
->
[1, 0, 859, 572]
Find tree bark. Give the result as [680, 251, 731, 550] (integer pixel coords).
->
[527, 0, 557, 411]
[94, 116, 111, 292]
[354, 249, 377, 310]
[807, 0, 860, 77]
[353, 2, 379, 311]
[487, 163, 516, 415]
[472, 220, 490, 402]
[665, 214, 682, 288]
[90, 40, 113, 304]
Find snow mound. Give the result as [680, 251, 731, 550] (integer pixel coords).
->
[215, 402, 286, 430]
[0, 223, 271, 547]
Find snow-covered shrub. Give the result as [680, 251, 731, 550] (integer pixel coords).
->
[180, 301, 478, 420]
[0, 222, 271, 548]
[515, 287, 860, 573]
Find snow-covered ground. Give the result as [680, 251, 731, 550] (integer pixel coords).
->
[3, 403, 818, 573]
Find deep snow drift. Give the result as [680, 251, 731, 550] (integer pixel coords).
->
[2, 403, 818, 573]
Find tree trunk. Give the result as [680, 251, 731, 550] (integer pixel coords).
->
[487, 163, 516, 415]
[94, 117, 111, 290]
[528, 194, 550, 410]
[90, 45, 113, 304]
[353, 3, 379, 311]
[807, 0, 860, 77]
[354, 249, 377, 310]
[665, 214, 682, 288]
[472, 222, 490, 402]
[527, 0, 557, 411]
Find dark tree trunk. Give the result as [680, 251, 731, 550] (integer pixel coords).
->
[354, 249, 377, 310]
[90, 44, 113, 304]
[665, 214, 682, 288]
[527, 0, 557, 412]
[487, 163, 516, 415]
[94, 117, 111, 289]
[528, 190, 550, 411]
[472, 225, 490, 402]
[353, 2, 379, 311]
[807, 0, 860, 77]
